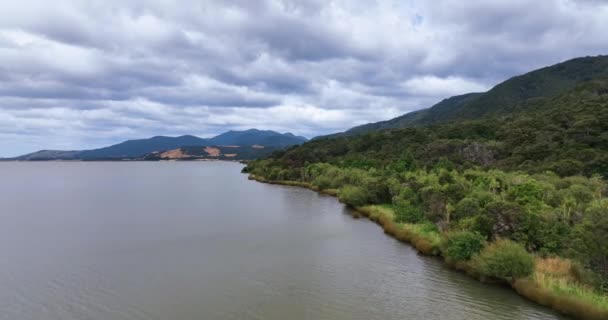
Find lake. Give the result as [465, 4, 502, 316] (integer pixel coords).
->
[0, 161, 567, 320]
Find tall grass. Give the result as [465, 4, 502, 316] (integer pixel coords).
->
[518, 258, 608, 319]
[356, 205, 441, 255]
[248, 174, 311, 188]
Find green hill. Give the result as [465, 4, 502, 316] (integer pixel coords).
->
[258, 79, 608, 178]
[325, 55, 608, 138]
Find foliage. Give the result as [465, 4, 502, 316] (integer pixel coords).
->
[442, 231, 486, 262]
[394, 200, 425, 223]
[567, 207, 608, 284]
[338, 185, 369, 207]
[472, 239, 535, 280]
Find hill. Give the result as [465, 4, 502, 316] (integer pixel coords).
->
[11, 129, 307, 160]
[208, 129, 307, 147]
[325, 55, 608, 138]
[254, 79, 608, 177]
[78, 135, 208, 159]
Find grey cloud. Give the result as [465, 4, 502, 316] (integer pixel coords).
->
[0, 0, 608, 156]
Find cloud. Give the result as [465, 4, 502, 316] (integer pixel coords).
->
[402, 76, 489, 97]
[0, 0, 607, 156]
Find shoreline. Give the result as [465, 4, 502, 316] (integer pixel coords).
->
[247, 174, 608, 320]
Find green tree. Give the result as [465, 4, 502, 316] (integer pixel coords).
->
[338, 185, 369, 207]
[442, 231, 485, 262]
[472, 239, 535, 280]
[567, 207, 608, 280]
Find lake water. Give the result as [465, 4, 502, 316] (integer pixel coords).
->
[0, 161, 567, 320]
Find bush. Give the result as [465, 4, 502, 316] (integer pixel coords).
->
[442, 231, 485, 262]
[312, 175, 335, 190]
[472, 239, 535, 280]
[338, 185, 369, 207]
[394, 200, 425, 223]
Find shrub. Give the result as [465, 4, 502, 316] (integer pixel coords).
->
[394, 200, 425, 223]
[442, 231, 485, 262]
[338, 185, 369, 207]
[472, 239, 535, 280]
[312, 175, 335, 190]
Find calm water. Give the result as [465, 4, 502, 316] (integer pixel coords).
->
[0, 162, 567, 320]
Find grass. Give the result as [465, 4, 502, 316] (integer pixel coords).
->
[534, 258, 608, 307]
[513, 258, 608, 319]
[356, 205, 441, 256]
[248, 174, 311, 188]
[320, 188, 340, 196]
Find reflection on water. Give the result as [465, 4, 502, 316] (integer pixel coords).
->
[0, 162, 567, 320]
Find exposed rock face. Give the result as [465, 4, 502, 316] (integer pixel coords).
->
[160, 149, 187, 159]
[204, 147, 221, 157]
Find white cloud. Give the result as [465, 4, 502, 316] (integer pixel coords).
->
[402, 76, 489, 97]
[0, 0, 608, 156]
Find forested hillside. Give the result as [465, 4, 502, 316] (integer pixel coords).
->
[244, 68, 608, 318]
[266, 80, 608, 178]
[326, 56, 608, 138]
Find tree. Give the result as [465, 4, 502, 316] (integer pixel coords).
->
[483, 201, 525, 239]
[442, 231, 485, 262]
[567, 207, 608, 280]
[338, 185, 369, 207]
[453, 197, 481, 221]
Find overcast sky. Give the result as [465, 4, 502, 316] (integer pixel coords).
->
[1, 0, 607, 156]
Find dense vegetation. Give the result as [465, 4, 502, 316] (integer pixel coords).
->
[244, 60, 608, 318]
[264, 80, 608, 178]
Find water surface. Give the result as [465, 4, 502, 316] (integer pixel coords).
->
[0, 162, 567, 320]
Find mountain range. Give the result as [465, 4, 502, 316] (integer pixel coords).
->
[10, 129, 307, 161]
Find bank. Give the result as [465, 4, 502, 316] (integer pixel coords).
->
[247, 174, 608, 320]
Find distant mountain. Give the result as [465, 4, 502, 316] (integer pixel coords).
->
[12, 150, 82, 161]
[10, 129, 307, 160]
[209, 129, 307, 147]
[322, 55, 608, 138]
[78, 135, 208, 159]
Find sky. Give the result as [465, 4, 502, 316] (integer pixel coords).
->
[1, 0, 608, 156]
